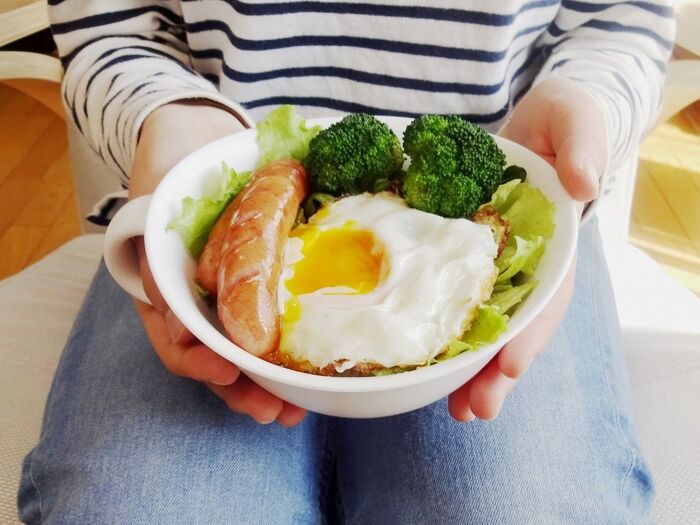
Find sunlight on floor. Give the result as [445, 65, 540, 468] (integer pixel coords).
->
[630, 104, 700, 295]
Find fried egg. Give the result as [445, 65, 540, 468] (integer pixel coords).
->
[276, 192, 499, 374]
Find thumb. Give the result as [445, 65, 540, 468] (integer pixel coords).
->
[548, 83, 608, 202]
[501, 77, 607, 203]
[552, 119, 606, 202]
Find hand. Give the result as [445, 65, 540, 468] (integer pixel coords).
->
[130, 102, 306, 427]
[449, 77, 607, 421]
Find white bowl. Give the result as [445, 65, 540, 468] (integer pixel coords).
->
[107, 116, 578, 418]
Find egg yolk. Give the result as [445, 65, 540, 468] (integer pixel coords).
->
[286, 223, 384, 295]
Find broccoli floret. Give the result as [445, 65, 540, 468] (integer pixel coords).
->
[402, 115, 506, 218]
[305, 113, 404, 195]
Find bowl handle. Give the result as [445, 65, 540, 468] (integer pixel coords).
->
[103, 195, 152, 305]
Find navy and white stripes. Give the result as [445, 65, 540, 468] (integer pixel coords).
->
[49, 0, 674, 189]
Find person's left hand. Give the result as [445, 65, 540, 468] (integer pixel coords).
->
[129, 102, 307, 427]
[448, 77, 607, 421]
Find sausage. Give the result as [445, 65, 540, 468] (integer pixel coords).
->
[197, 199, 237, 296]
[216, 158, 308, 357]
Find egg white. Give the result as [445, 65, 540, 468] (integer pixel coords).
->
[277, 192, 499, 373]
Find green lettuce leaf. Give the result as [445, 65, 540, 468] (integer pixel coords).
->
[489, 178, 521, 211]
[256, 105, 321, 167]
[460, 304, 509, 348]
[437, 305, 509, 361]
[167, 163, 251, 258]
[489, 179, 555, 287]
[496, 235, 545, 282]
[372, 366, 403, 377]
[490, 181, 555, 244]
[493, 281, 514, 294]
[488, 280, 538, 315]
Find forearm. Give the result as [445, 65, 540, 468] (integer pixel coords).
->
[129, 102, 248, 199]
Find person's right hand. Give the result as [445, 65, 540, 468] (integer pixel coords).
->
[128, 102, 306, 427]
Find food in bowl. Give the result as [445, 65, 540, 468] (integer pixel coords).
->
[276, 191, 500, 375]
[169, 106, 555, 377]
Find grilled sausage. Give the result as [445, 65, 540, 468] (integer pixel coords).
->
[216, 158, 308, 356]
[197, 201, 237, 296]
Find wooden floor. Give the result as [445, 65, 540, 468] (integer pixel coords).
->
[631, 104, 700, 295]
[0, 82, 80, 279]
[0, 82, 698, 295]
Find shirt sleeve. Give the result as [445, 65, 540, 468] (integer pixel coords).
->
[49, 1, 254, 184]
[531, 0, 675, 197]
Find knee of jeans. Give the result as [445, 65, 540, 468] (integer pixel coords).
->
[624, 455, 655, 519]
[17, 448, 42, 525]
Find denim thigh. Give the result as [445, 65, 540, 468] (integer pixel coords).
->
[18, 264, 330, 525]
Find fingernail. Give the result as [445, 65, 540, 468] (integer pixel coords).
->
[518, 354, 537, 379]
[489, 401, 505, 420]
[579, 156, 600, 193]
[462, 408, 475, 423]
[255, 414, 276, 425]
[165, 309, 187, 343]
[210, 377, 235, 386]
[209, 367, 240, 387]
[491, 384, 515, 419]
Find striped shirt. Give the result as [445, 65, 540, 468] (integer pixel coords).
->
[49, 0, 674, 195]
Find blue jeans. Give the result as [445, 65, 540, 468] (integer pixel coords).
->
[18, 221, 653, 524]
